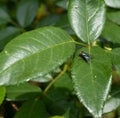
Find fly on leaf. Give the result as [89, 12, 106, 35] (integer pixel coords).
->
[79, 51, 92, 63]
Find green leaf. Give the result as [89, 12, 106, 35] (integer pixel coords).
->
[54, 73, 73, 91]
[16, 0, 39, 27]
[114, 65, 120, 77]
[0, 26, 75, 85]
[14, 99, 48, 118]
[56, 0, 68, 9]
[101, 22, 120, 43]
[105, 0, 120, 8]
[107, 11, 120, 25]
[68, 0, 106, 43]
[109, 48, 120, 76]
[103, 85, 120, 113]
[6, 83, 41, 101]
[50, 116, 64, 118]
[0, 86, 6, 105]
[32, 73, 52, 83]
[72, 47, 112, 118]
[0, 8, 10, 25]
[43, 88, 72, 115]
[110, 48, 120, 65]
[37, 14, 60, 27]
[0, 27, 20, 51]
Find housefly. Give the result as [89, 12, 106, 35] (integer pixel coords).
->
[79, 51, 91, 63]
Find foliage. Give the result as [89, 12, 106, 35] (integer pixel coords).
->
[0, 0, 120, 118]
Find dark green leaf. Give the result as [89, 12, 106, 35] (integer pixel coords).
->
[16, 0, 39, 27]
[103, 85, 120, 113]
[0, 8, 10, 25]
[0, 27, 20, 51]
[114, 65, 120, 76]
[109, 48, 120, 76]
[105, 0, 120, 8]
[110, 48, 120, 65]
[54, 73, 73, 91]
[6, 83, 41, 101]
[72, 47, 112, 118]
[0, 26, 75, 85]
[107, 11, 120, 25]
[101, 22, 120, 43]
[0, 86, 6, 105]
[50, 116, 64, 118]
[14, 99, 48, 118]
[44, 88, 72, 115]
[68, 0, 106, 43]
[37, 14, 60, 27]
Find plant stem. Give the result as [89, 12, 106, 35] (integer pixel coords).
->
[73, 41, 88, 47]
[43, 64, 68, 94]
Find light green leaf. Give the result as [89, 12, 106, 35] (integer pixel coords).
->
[72, 47, 112, 118]
[32, 73, 52, 83]
[103, 85, 120, 113]
[14, 99, 48, 118]
[0, 26, 75, 85]
[0, 27, 20, 51]
[105, 0, 120, 8]
[6, 83, 41, 101]
[0, 8, 10, 25]
[68, 0, 106, 43]
[101, 22, 120, 43]
[107, 11, 120, 25]
[16, 0, 39, 27]
[0, 86, 6, 105]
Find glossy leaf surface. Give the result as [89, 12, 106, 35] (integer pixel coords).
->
[105, 0, 120, 8]
[102, 22, 120, 43]
[0, 86, 6, 105]
[16, 0, 39, 27]
[0, 26, 75, 85]
[103, 85, 120, 113]
[6, 83, 41, 101]
[14, 99, 48, 118]
[68, 0, 106, 43]
[72, 47, 112, 118]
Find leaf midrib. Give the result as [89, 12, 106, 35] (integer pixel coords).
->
[84, 0, 99, 114]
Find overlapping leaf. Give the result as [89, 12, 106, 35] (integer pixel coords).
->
[0, 86, 6, 105]
[102, 22, 120, 43]
[16, 0, 39, 27]
[72, 47, 112, 118]
[6, 83, 41, 101]
[0, 8, 10, 25]
[0, 27, 20, 51]
[107, 11, 120, 25]
[105, 0, 120, 8]
[0, 26, 75, 85]
[14, 99, 48, 118]
[103, 85, 120, 113]
[68, 0, 106, 42]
